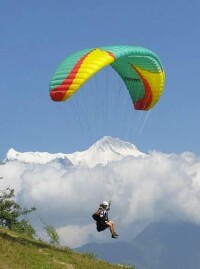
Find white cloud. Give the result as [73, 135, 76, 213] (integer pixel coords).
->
[57, 224, 99, 248]
[1, 150, 200, 247]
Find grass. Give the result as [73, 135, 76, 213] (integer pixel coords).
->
[0, 227, 134, 269]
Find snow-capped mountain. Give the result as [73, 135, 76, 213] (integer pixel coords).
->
[67, 136, 146, 167]
[5, 148, 70, 165]
[5, 136, 146, 167]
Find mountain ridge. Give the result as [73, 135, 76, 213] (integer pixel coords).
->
[5, 136, 146, 167]
[75, 221, 200, 269]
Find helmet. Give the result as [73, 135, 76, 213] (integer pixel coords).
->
[102, 201, 109, 207]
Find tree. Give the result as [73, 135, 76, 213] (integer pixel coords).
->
[41, 219, 60, 245]
[0, 177, 36, 239]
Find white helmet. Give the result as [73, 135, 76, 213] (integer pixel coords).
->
[102, 201, 109, 207]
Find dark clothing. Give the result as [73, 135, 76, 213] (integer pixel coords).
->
[92, 206, 109, 222]
[92, 206, 110, 232]
[96, 222, 109, 232]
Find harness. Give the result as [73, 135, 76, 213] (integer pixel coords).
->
[92, 206, 110, 232]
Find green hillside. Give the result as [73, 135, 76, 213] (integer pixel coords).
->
[0, 227, 134, 269]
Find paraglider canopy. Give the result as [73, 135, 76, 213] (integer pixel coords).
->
[49, 45, 165, 111]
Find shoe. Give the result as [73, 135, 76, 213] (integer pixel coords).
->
[113, 232, 119, 236]
[111, 234, 118, 239]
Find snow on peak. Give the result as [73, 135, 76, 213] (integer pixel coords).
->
[6, 148, 70, 165]
[5, 137, 146, 167]
[90, 136, 139, 152]
[68, 136, 146, 167]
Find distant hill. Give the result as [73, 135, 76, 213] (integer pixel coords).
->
[75, 222, 200, 269]
[75, 241, 143, 268]
[0, 227, 134, 269]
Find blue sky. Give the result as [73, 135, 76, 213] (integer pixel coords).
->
[1, 0, 200, 160]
